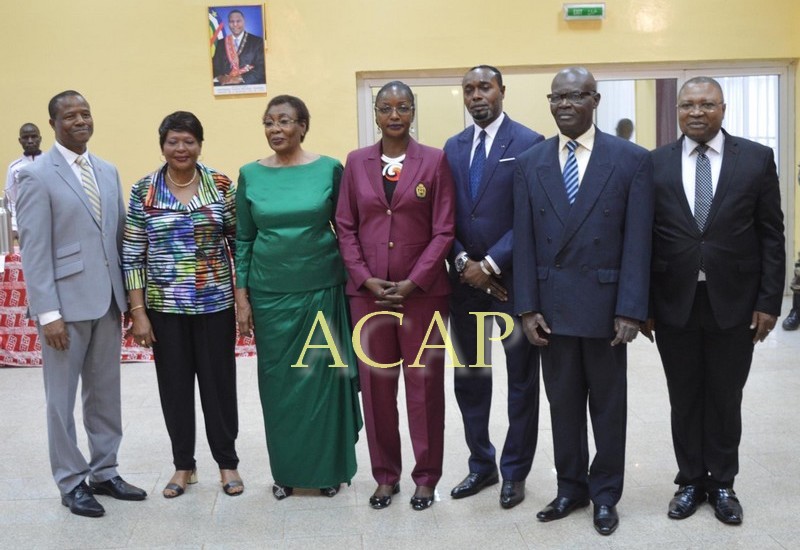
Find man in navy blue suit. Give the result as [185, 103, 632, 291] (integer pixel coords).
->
[513, 67, 654, 535]
[444, 65, 543, 509]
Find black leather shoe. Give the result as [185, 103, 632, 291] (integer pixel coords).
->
[708, 488, 743, 525]
[410, 493, 434, 511]
[272, 483, 293, 500]
[499, 480, 525, 509]
[783, 309, 800, 330]
[369, 483, 399, 509]
[593, 504, 619, 535]
[450, 471, 499, 499]
[62, 482, 105, 518]
[536, 496, 590, 522]
[89, 476, 147, 501]
[320, 484, 340, 497]
[668, 485, 706, 519]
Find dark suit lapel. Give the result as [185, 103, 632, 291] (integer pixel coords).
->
[391, 139, 423, 206]
[473, 117, 511, 208]
[536, 139, 570, 226]
[362, 142, 389, 208]
[557, 132, 613, 251]
[665, 137, 697, 233]
[705, 130, 738, 232]
[455, 128, 473, 205]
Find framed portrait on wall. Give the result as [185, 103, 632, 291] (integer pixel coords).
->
[209, 5, 267, 95]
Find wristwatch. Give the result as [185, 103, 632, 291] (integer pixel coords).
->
[454, 254, 469, 273]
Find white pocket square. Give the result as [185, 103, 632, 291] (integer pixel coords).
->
[498, 157, 516, 163]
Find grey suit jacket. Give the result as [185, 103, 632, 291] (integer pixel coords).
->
[16, 146, 127, 322]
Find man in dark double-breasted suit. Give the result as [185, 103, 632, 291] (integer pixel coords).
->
[645, 76, 784, 526]
[444, 65, 543, 509]
[513, 67, 654, 536]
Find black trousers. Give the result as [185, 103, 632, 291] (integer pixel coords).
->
[655, 283, 754, 489]
[540, 334, 627, 507]
[149, 307, 239, 471]
[450, 288, 540, 481]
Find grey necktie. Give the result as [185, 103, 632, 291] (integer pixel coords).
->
[694, 144, 712, 230]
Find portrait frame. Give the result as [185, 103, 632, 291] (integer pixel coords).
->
[209, 5, 267, 96]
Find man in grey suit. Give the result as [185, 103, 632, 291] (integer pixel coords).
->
[17, 90, 146, 518]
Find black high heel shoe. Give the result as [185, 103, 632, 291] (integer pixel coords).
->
[369, 483, 400, 509]
[410, 486, 435, 511]
[320, 484, 340, 497]
[272, 483, 293, 500]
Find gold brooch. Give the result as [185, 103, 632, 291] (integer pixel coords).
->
[415, 183, 427, 199]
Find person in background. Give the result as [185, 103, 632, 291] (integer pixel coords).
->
[17, 91, 146, 518]
[235, 95, 361, 501]
[336, 81, 455, 511]
[643, 76, 784, 525]
[782, 255, 799, 330]
[444, 65, 544, 510]
[5, 123, 42, 238]
[123, 111, 243, 499]
[615, 118, 634, 141]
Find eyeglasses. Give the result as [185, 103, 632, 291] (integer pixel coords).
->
[263, 118, 298, 130]
[546, 91, 597, 105]
[677, 102, 722, 113]
[374, 105, 414, 116]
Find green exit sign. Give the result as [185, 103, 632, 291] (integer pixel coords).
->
[564, 3, 606, 20]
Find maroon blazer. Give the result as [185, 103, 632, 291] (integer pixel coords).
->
[336, 138, 455, 298]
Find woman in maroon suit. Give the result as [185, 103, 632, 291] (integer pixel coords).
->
[336, 81, 455, 511]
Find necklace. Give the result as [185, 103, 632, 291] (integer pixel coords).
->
[166, 168, 198, 188]
[381, 153, 405, 182]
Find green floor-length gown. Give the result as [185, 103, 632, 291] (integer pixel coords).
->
[235, 156, 362, 488]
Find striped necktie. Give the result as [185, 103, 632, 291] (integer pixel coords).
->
[469, 130, 487, 200]
[75, 155, 102, 222]
[694, 144, 713, 230]
[563, 140, 579, 204]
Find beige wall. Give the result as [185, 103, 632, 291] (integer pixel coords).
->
[2, 0, 799, 249]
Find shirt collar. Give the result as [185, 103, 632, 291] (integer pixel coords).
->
[683, 129, 725, 156]
[473, 112, 505, 142]
[54, 141, 90, 167]
[558, 124, 596, 152]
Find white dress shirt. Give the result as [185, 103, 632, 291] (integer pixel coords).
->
[557, 124, 596, 187]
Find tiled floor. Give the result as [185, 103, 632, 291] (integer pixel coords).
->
[1, 297, 799, 549]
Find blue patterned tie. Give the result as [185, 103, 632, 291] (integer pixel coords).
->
[694, 144, 713, 230]
[563, 140, 579, 204]
[469, 130, 487, 200]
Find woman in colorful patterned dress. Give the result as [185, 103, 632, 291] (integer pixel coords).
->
[122, 111, 243, 499]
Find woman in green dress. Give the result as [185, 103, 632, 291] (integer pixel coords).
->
[234, 95, 362, 499]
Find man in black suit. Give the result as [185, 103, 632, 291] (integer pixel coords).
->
[212, 9, 265, 86]
[644, 76, 785, 525]
[514, 67, 654, 536]
[444, 65, 543, 509]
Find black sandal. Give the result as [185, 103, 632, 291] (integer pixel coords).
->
[369, 483, 400, 509]
[272, 483, 293, 500]
[320, 484, 340, 497]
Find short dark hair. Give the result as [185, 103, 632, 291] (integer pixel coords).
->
[48, 90, 84, 119]
[228, 9, 244, 20]
[264, 95, 310, 142]
[680, 76, 724, 100]
[19, 123, 40, 134]
[375, 81, 414, 106]
[467, 65, 504, 88]
[158, 111, 204, 148]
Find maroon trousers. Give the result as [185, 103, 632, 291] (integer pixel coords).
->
[349, 296, 448, 488]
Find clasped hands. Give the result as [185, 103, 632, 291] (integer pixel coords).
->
[364, 277, 417, 309]
[459, 258, 508, 302]
[521, 312, 640, 347]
